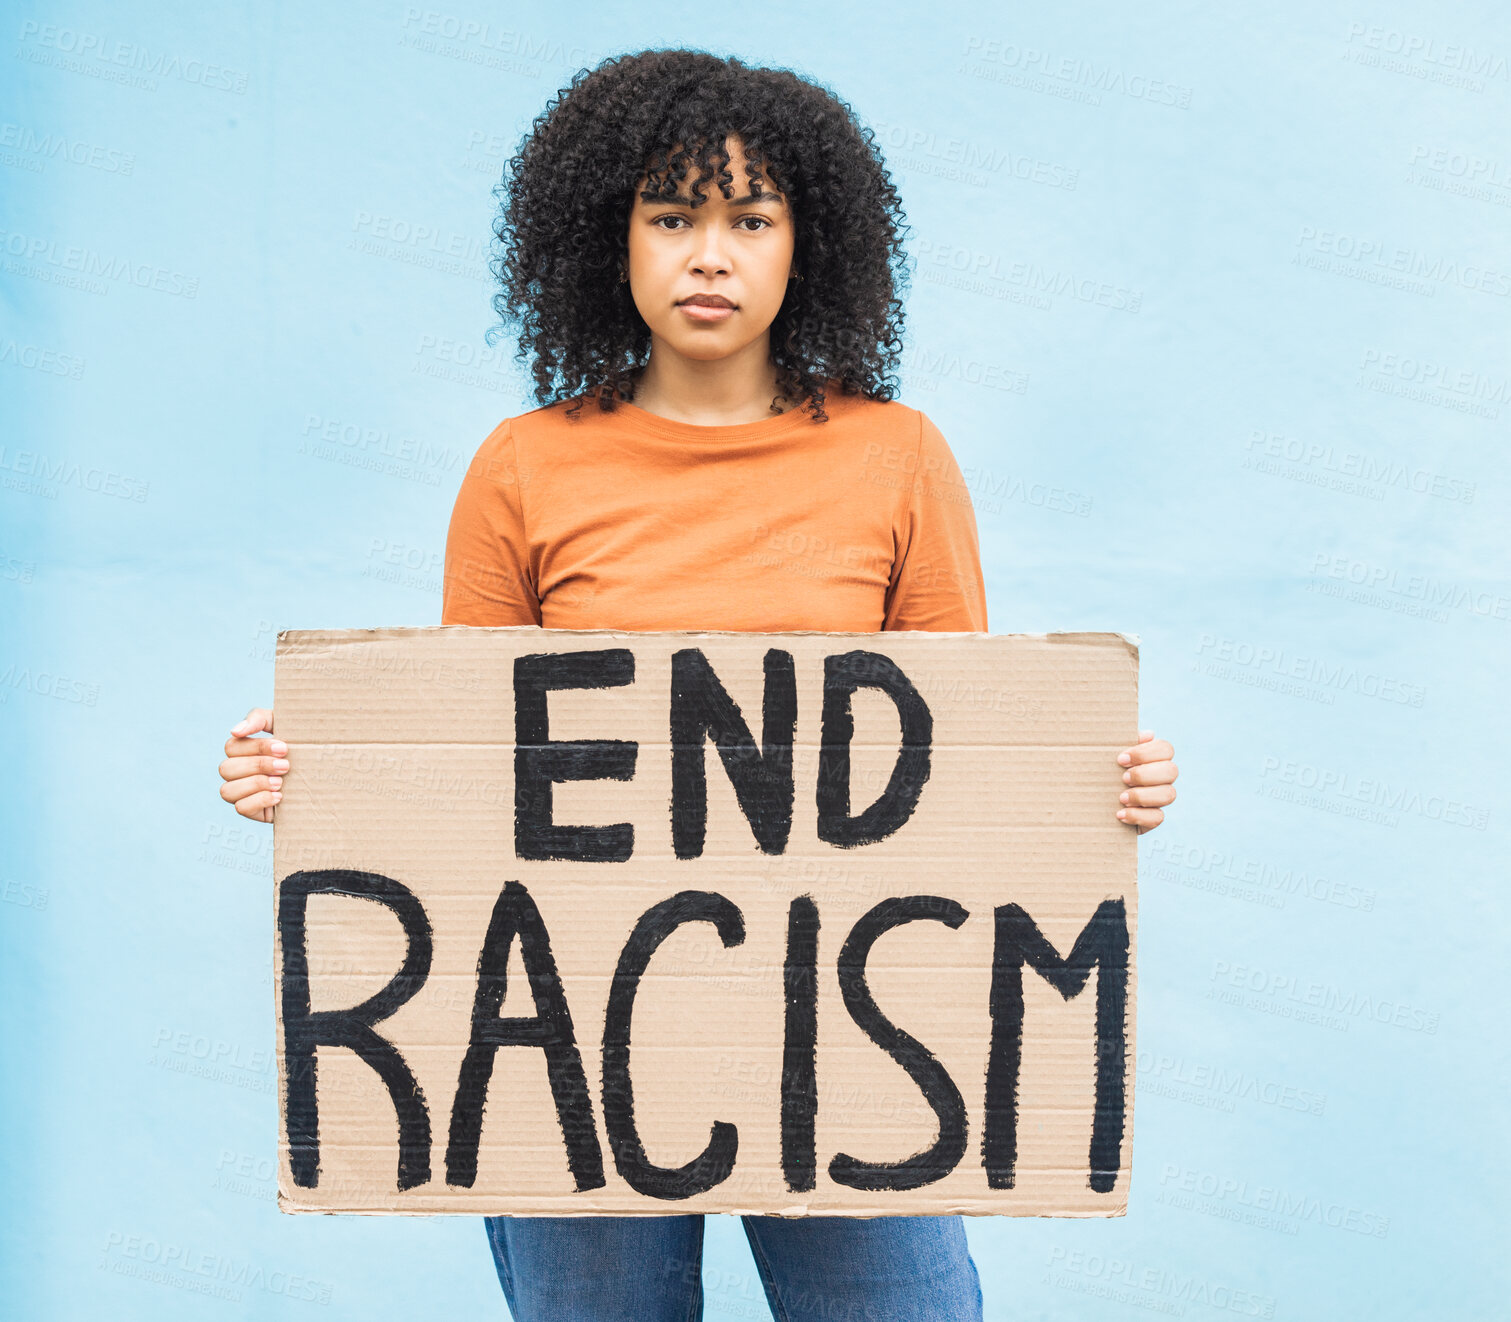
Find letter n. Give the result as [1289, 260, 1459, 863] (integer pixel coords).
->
[671, 647, 797, 859]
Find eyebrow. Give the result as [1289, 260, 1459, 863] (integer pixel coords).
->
[642, 190, 786, 208]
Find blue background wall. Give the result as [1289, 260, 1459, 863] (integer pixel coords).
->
[3, 2, 1507, 1317]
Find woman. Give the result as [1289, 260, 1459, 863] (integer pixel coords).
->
[219, 48, 1178, 1321]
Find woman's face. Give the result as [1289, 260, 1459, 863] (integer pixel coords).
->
[625, 136, 796, 364]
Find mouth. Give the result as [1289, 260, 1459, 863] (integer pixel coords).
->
[677, 296, 737, 323]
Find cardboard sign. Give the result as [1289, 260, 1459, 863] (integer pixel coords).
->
[272, 626, 1138, 1217]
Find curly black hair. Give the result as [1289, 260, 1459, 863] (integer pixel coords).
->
[488, 48, 912, 425]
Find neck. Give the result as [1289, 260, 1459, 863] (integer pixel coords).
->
[628, 345, 798, 425]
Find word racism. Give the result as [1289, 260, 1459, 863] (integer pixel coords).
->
[272, 630, 1138, 1216]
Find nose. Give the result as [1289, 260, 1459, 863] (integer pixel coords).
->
[690, 220, 731, 275]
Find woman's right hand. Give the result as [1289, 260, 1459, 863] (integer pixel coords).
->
[219, 706, 288, 823]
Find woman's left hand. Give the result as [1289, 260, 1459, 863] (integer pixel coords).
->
[1115, 730, 1178, 834]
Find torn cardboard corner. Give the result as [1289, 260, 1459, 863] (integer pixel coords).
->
[272, 626, 1139, 1217]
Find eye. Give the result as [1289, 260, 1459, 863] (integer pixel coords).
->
[652, 214, 689, 230]
[735, 216, 772, 232]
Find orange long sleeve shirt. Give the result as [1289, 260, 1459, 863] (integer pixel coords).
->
[440, 386, 988, 634]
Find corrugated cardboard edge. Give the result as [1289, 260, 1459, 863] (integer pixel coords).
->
[274, 625, 1139, 659]
[277, 625, 1137, 639]
[276, 1194, 1128, 1219]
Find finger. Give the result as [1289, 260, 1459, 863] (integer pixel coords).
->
[1116, 806, 1164, 832]
[231, 707, 274, 738]
[1122, 759, 1178, 788]
[224, 732, 289, 758]
[1114, 730, 1154, 764]
[221, 774, 284, 805]
[219, 752, 291, 783]
[1118, 737, 1173, 767]
[1120, 784, 1176, 809]
[234, 788, 281, 821]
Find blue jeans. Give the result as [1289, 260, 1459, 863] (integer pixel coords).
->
[484, 1213, 984, 1321]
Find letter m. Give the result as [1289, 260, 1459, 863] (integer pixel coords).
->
[983, 898, 1130, 1193]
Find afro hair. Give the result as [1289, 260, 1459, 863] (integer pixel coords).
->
[488, 48, 913, 424]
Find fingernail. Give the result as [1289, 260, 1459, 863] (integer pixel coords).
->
[1122, 771, 1131, 784]
[1119, 792, 1129, 804]
[1117, 753, 1131, 765]
[273, 758, 290, 771]
[1116, 809, 1126, 820]
[271, 791, 282, 802]
[270, 740, 287, 754]
[269, 776, 283, 788]
[232, 721, 249, 734]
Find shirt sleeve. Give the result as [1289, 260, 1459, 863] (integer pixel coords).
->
[441, 419, 542, 627]
[882, 409, 989, 633]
